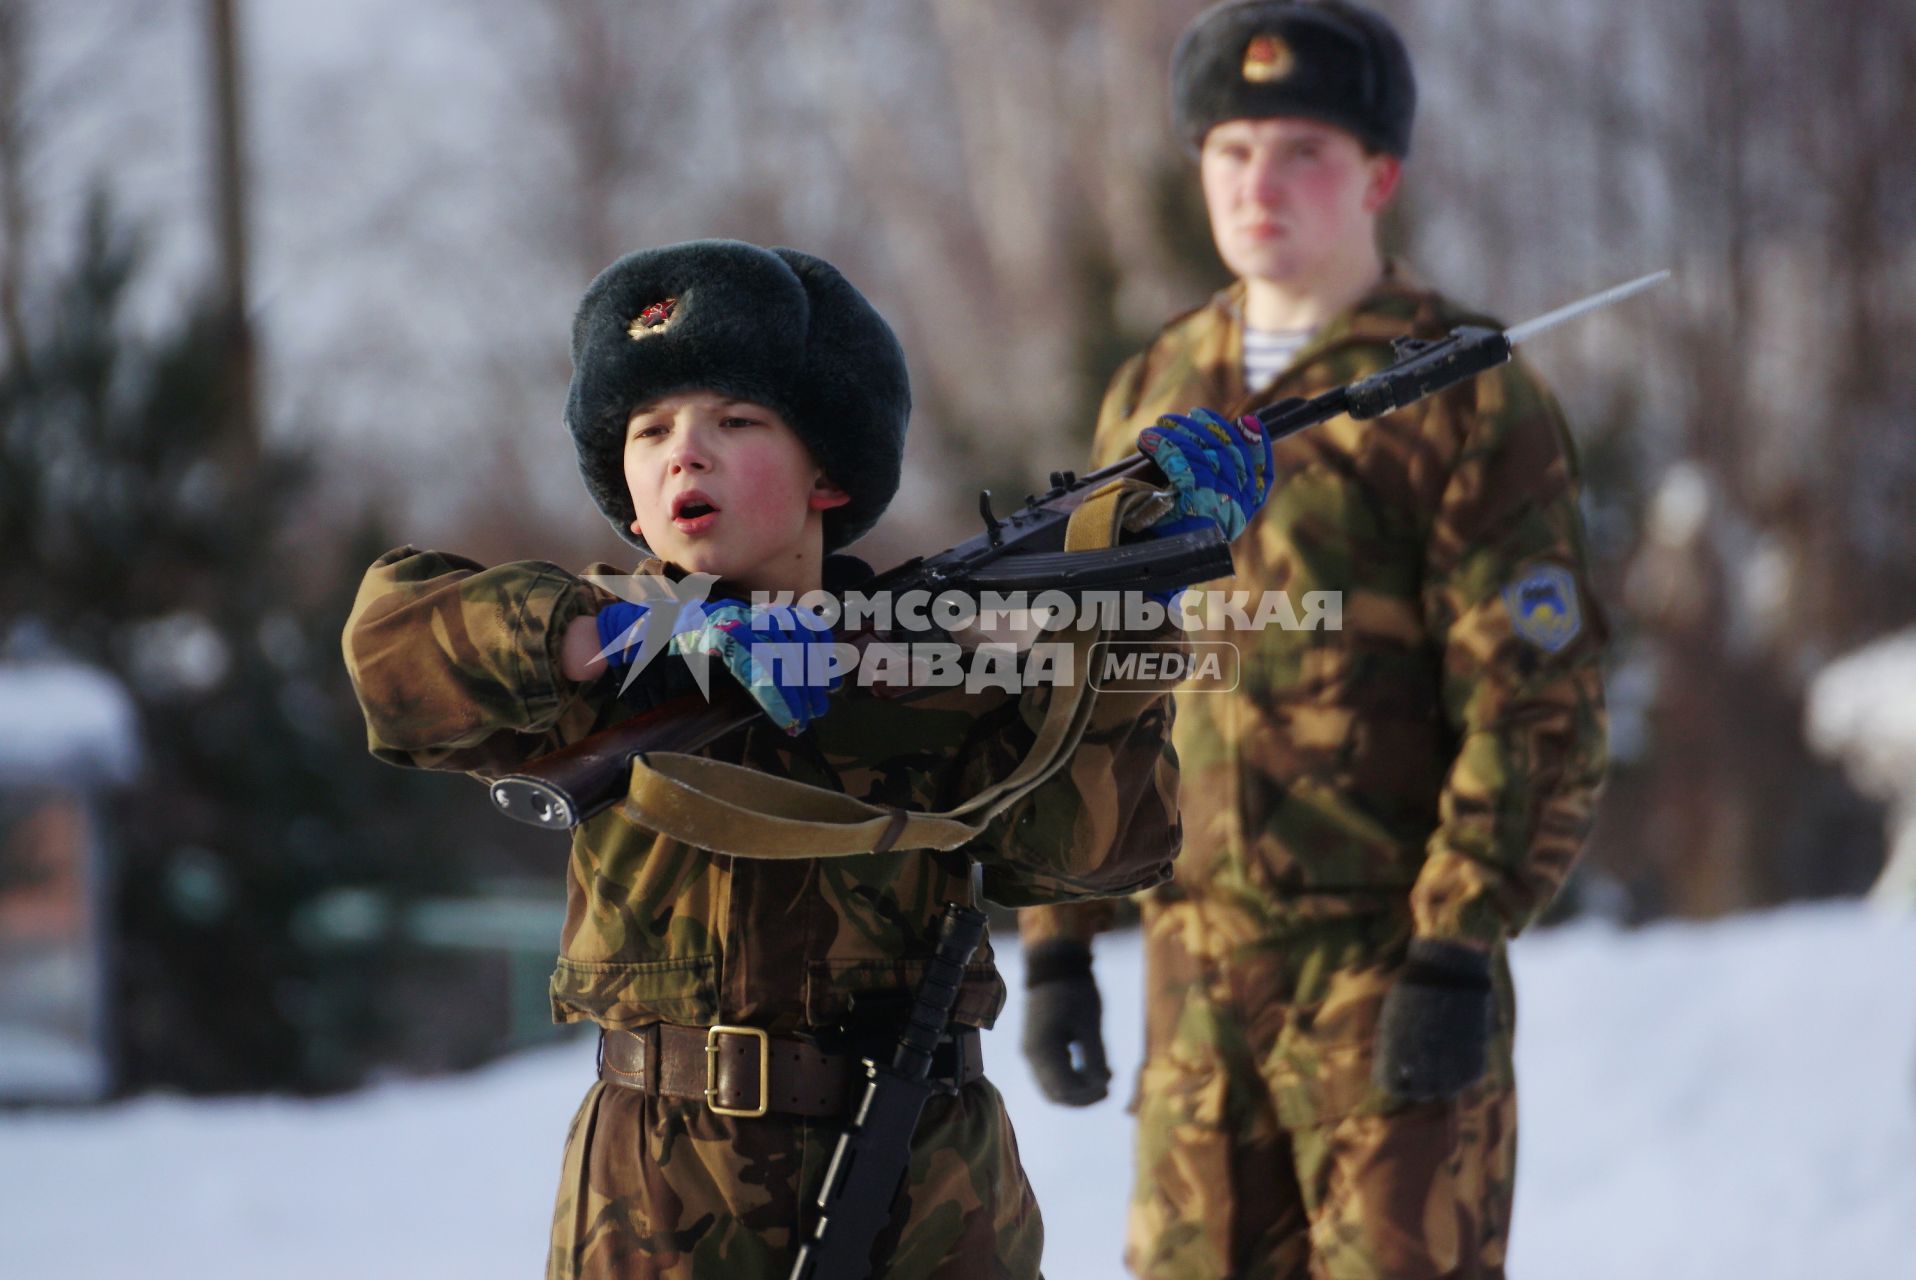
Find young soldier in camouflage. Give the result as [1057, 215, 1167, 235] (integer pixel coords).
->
[342, 240, 1270, 1279]
[1018, 3, 1609, 1278]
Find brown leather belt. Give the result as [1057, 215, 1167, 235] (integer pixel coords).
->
[597, 1023, 985, 1119]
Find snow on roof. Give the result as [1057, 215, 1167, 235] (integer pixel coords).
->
[0, 662, 142, 786]
[1806, 628, 1916, 797]
[1807, 629, 1916, 908]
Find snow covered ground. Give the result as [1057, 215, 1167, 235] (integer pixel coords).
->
[3, 902, 1913, 1279]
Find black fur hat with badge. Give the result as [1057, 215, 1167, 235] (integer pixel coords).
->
[1171, 0, 1416, 158]
[566, 240, 911, 553]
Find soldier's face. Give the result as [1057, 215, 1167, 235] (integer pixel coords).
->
[1199, 118, 1400, 287]
[622, 391, 849, 591]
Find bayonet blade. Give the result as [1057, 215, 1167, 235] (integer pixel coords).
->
[1505, 269, 1671, 346]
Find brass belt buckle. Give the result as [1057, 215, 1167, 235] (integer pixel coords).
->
[704, 1025, 770, 1118]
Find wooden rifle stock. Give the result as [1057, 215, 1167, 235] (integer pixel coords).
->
[487, 681, 761, 831]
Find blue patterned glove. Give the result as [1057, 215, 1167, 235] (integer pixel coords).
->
[594, 599, 712, 668]
[1136, 407, 1275, 542]
[594, 601, 653, 667]
[670, 599, 841, 733]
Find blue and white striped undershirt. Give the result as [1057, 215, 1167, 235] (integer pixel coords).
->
[1242, 325, 1314, 396]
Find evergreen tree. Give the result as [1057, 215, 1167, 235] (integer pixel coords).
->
[2, 192, 535, 1093]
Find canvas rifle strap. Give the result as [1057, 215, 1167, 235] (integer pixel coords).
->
[614, 478, 1163, 858]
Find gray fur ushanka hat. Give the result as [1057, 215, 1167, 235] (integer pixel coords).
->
[1171, 0, 1416, 158]
[566, 239, 910, 552]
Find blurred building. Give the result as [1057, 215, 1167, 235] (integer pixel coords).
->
[0, 660, 139, 1102]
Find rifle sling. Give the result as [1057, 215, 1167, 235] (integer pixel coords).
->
[612, 478, 1160, 858]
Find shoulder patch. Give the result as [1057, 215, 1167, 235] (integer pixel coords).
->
[1502, 563, 1582, 653]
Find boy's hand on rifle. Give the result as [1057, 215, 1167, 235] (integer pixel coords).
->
[558, 603, 650, 682]
[593, 601, 654, 666]
[561, 600, 697, 682]
[671, 600, 841, 734]
[1137, 406, 1275, 542]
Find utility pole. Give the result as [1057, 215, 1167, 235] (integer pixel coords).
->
[0, 1, 31, 372]
[206, 0, 258, 475]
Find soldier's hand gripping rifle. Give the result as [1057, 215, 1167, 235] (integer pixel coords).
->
[788, 902, 989, 1280]
[487, 270, 1670, 831]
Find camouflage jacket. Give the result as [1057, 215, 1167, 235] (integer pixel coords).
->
[1024, 264, 1608, 949]
[342, 548, 1180, 1034]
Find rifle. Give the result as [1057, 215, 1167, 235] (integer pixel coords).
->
[788, 901, 989, 1280]
[487, 451, 1236, 831]
[485, 270, 1669, 831]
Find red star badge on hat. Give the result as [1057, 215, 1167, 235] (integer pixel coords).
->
[627, 297, 678, 339]
[1242, 32, 1294, 83]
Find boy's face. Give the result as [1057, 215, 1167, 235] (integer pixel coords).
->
[622, 391, 848, 591]
[1199, 117, 1401, 289]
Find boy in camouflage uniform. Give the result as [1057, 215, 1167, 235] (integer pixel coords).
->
[342, 240, 1272, 1278]
[1018, 4, 1609, 1278]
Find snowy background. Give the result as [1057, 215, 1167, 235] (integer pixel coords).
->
[5, 902, 1914, 1280]
[6, 2, 1916, 1275]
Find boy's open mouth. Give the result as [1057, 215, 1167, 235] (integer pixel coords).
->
[671, 490, 721, 531]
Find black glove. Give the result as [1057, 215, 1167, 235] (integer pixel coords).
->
[1372, 939, 1495, 1102]
[1020, 939, 1111, 1107]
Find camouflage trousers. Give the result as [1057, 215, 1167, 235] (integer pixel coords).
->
[1125, 900, 1517, 1280]
[547, 1064, 1043, 1279]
